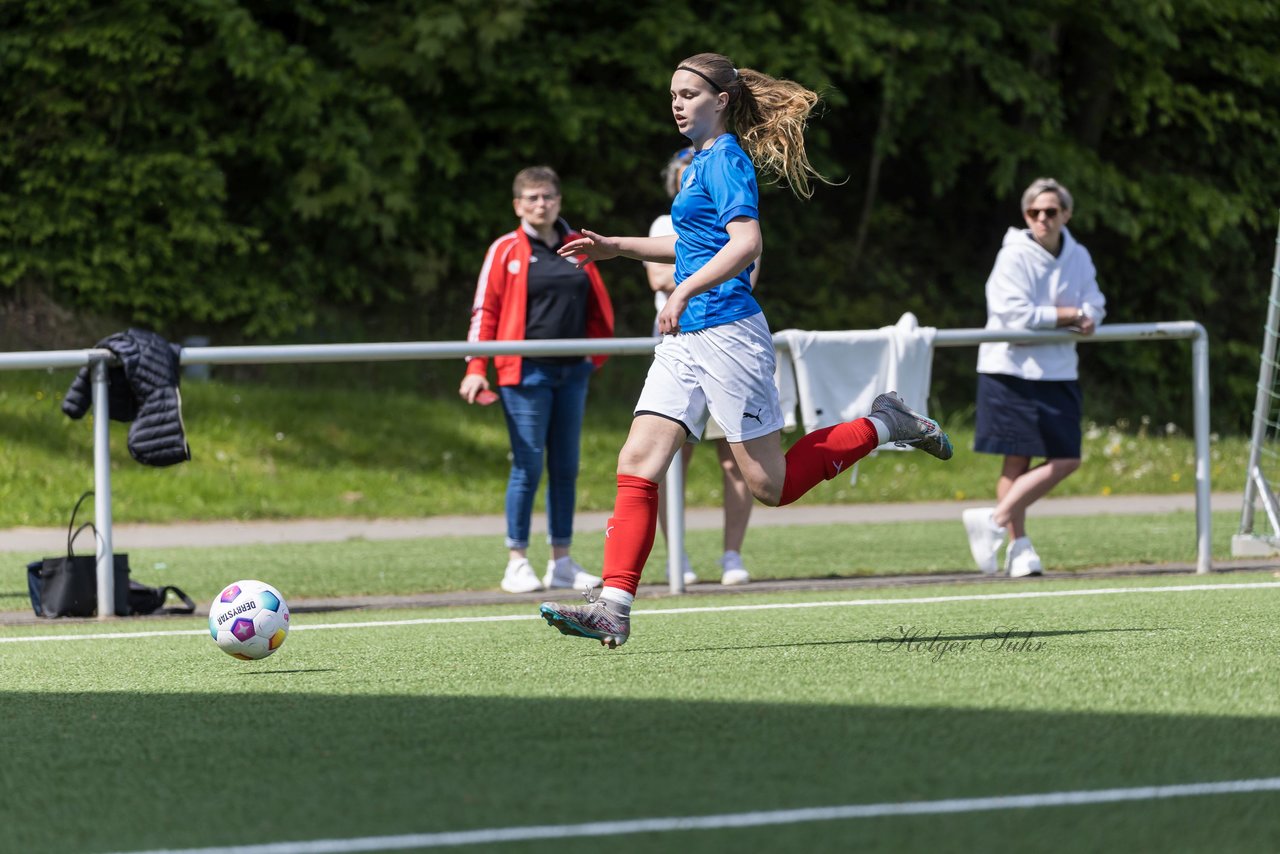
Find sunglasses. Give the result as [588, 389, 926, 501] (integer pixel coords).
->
[1026, 207, 1060, 220]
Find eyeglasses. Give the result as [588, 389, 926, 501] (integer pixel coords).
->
[1026, 207, 1060, 220]
[517, 192, 560, 203]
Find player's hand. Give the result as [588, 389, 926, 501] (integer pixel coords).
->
[558, 229, 620, 264]
[459, 373, 490, 404]
[1071, 316, 1097, 336]
[657, 292, 686, 335]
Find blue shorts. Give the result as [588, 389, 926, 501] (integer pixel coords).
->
[974, 373, 1082, 459]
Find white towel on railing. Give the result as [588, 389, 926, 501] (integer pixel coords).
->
[774, 313, 937, 434]
[774, 346, 799, 432]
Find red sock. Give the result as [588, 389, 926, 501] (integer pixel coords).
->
[601, 474, 660, 595]
[778, 417, 879, 506]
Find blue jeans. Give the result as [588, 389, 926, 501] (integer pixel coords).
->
[498, 359, 594, 549]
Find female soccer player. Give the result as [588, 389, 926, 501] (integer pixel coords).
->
[540, 53, 953, 647]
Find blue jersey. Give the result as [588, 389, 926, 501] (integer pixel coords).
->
[671, 134, 761, 333]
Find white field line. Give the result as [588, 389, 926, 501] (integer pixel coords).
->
[114, 776, 1280, 853]
[3, 581, 1279, 645]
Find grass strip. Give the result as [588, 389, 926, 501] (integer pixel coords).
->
[1, 579, 1278, 852]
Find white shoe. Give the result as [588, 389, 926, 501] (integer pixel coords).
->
[665, 553, 698, 586]
[962, 508, 1006, 575]
[500, 558, 544, 593]
[719, 550, 750, 586]
[543, 557, 601, 591]
[1005, 538, 1043, 578]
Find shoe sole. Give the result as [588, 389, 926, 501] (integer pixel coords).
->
[539, 604, 627, 648]
[913, 422, 954, 461]
[874, 396, 954, 461]
[899, 414, 953, 461]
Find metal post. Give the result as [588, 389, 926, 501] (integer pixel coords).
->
[1250, 466, 1280, 534]
[665, 453, 686, 594]
[1240, 214, 1280, 535]
[91, 359, 116, 618]
[1191, 324, 1212, 574]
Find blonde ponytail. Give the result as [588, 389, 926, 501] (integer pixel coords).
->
[677, 53, 827, 199]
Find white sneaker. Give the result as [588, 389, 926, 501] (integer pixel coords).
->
[542, 557, 601, 591]
[1005, 537, 1043, 578]
[962, 508, 1006, 575]
[665, 553, 698, 586]
[500, 558, 544, 593]
[719, 550, 750, 586]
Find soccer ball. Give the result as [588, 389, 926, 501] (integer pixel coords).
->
[209, 580, 290, 660]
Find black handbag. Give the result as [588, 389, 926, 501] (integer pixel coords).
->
[25, 568, 195, 617]
[127, 581, 196, 615]
[28, 492, 129, 618]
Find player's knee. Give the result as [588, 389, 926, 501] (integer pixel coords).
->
[616, 442, 668, 481]
[746, 475, 781, 506]
[615, 447, 646, 477]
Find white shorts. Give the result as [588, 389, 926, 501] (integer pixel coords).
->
[635, 312, 784, 443]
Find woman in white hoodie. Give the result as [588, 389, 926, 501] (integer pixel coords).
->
[963, 178, 1107, 577]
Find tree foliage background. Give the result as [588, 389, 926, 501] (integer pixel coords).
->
[2, 0, 1278, 428]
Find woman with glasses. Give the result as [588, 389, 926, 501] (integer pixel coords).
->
[646, 146, 758, 587]
[461, 165, 615, 595]
[538, 52, 954, 648]
[962, 177, 1107, 578]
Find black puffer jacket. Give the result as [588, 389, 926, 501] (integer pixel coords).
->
[62, 329, 191, 467]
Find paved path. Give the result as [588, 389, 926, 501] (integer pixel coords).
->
[0, 492, 1243, 552]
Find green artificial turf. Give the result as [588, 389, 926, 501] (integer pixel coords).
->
[1, 576, 1279, 852]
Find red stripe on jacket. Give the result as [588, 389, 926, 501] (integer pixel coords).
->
[465, 226, 614, 387]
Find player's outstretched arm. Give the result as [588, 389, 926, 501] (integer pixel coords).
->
[560, 230, 676, 265]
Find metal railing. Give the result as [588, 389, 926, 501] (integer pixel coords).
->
[0, 320, 1210, 618]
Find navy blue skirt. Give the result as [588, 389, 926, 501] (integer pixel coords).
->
[974, 373, 1082, 459]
